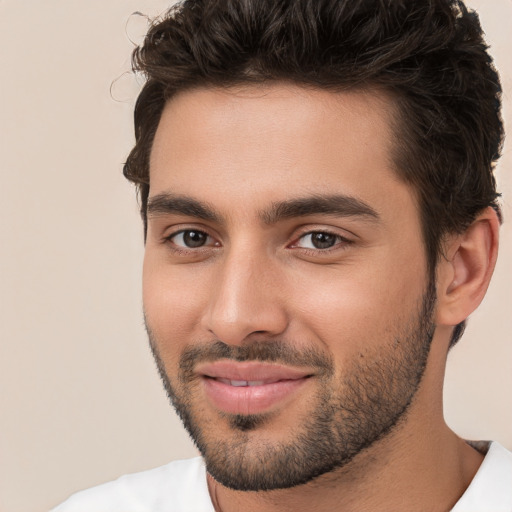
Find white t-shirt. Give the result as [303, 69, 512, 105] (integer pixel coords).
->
[51, 441, 512, 512]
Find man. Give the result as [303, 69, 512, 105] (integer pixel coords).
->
[53, 0, 512, 510]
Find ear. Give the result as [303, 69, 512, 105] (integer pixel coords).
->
[435, 207, 500, 328]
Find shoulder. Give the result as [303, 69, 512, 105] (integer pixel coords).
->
[50, 456, 214, 512]
[452, 441, 512, 512]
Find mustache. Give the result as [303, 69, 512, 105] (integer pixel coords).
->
[178, 340, 334, 378]
[144, 319, 334, 381]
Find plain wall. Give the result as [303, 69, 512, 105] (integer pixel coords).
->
[0, 1, 510, 511]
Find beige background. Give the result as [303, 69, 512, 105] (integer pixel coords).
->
[0, 1, 510, 511]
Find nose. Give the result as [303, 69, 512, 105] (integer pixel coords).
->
[201, 247, 289, 346]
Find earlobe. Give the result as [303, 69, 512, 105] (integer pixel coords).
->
[436, 207, 500, 327]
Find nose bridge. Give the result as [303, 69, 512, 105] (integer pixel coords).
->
[203, 240, 287, 345]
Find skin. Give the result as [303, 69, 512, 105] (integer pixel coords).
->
[143, 84, 499, 511]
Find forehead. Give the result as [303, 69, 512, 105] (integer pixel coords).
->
[149, 84, 414, 225]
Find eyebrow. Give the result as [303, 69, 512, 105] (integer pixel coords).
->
[147, 194, 220, 222]
[146, 192, 380, 225]
[261, 194, 380, 224]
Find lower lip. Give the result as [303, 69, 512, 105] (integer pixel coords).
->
[202, 377, 309, 415]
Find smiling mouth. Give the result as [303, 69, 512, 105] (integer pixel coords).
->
[197, 361, 313, 415]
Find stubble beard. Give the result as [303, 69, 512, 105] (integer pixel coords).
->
[146, 281, 436, 491]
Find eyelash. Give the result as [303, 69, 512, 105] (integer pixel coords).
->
[163, 228, 353, 255]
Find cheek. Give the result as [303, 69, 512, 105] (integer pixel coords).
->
[289, 252, 427, 354]
[142, 254, 210, 356]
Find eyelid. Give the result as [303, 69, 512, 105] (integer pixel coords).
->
[293, 220, 358, 237]
[161, 222, 216, 240]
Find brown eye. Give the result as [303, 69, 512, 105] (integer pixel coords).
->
[296, 232, 340, 250]
[171, 230, 210, 248]
[310, 232, 337, 249]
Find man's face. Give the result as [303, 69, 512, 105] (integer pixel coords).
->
[143, 85, 435, 490]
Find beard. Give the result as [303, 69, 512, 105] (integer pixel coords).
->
[146, 280, 436, 491]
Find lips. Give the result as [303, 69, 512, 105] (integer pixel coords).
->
[196, 361, 312, 416]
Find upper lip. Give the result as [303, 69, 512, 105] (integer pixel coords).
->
[196, 360, 312, 383]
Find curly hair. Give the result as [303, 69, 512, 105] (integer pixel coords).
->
[124, 0, 503, 346]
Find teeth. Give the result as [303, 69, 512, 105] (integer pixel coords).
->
[231, 380, 248, 387]
[230, 380, 266, 387]
[217, 379, 266, 387]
